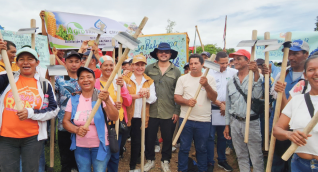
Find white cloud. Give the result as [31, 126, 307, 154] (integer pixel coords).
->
[1, 0, 317, 51]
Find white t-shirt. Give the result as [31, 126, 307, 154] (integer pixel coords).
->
[289, 80, 311, 98]
[174, 73, 217, 122]
[282, 94, 318, 156]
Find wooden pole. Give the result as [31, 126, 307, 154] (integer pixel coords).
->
[83, 17, 148, 129]
[172, 54, 216, 145]
[84, 24, 105, 67]
[0, 32, 23, 110]
[31, 19, 36, 49]
[244, 30, 257, 143]
[282, 110, 318, 161]
[141, 97, 146, 172]
[264, 32, 270, 151]
[112, 38, 116, 64]
[195, 25, 204, 51]
[49, 54, 55, 171]
[115, 44, 122, 139]
[266, 32, 292, 172]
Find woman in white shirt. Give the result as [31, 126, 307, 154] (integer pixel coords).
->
[273, 56, 318, 171]
[123, 54, 157, 172]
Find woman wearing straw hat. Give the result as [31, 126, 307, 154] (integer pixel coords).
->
[123, 54, 157, 172]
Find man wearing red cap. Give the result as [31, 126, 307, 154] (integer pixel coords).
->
[223, 49, 264, 172]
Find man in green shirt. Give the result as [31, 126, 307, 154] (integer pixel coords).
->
[144, 43, 181, 172]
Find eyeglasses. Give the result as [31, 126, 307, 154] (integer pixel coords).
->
[158, 50, 171, 54]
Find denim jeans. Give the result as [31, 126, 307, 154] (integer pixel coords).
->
[178, 118, 210, 172]
[0, 135, 44, 172]
[291, 154, 318, 172]
[271, 152, 291, 172]
[207, 125, 226, 165]
[107, 134, 122, 172]
[19, 142, 46, 172]
[74, 146, 111, 172]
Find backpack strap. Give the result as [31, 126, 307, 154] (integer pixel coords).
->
[302, 80, 308, 94]
[304, 92, 314, 118]
[233, 77, 247, 102]
[0, 65, 5, 70]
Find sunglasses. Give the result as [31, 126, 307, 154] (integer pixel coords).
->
[158, 50, 171, 54]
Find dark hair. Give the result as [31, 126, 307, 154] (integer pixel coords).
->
[304, 55, 318, 74]
[215, 52, 228, 61]
[302, 50, 308, 54]
[4, 40, 16, 50]
[189, 54, 204, 64]
[230, 59, 234, 63]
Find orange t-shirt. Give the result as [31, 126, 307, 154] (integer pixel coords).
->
[0, 76, 42, 138]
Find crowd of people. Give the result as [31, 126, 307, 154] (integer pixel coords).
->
[1, 11, 318, 172]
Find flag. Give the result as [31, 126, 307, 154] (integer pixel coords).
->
[223, 16, 227, 52]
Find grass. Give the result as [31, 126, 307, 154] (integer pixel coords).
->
[44, 140, 62, 171]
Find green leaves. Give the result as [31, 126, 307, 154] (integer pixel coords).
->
[73, 22, 83, 29]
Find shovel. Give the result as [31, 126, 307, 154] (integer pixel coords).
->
[237, 30, 278, 143]
[282, 110, 318, 161]
[83, 17, 148, 129]
[265, 32, 292, 172]
[0, 32, 23, 110]
[172, 54, 219, 146]
[84, 25, 105, 67]
[115, 43, 123, 139]
[141, 97, 146, 172]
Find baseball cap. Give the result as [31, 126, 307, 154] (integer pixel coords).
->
[289, 39, 310, 52]
[122, 58, 133, 66]
[183, 63, 189, 69]
[84, 50, 99, 62]
[65, 50, 82, 60]
[77, 66, 95, 78]
[229, 49, 251, 60]
[256, 58, 265, 66]
[99, 55, 113, 64]
[132, 54, 147, 64]
[16, 46, 39, 60]
[201, 52, 211, 57]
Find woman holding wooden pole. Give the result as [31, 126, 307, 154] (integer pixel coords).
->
[122, 54, 157, 172]
[273, 55, 318, 171]
[94, 55, 132, 172]
[0, 44, 59, 172]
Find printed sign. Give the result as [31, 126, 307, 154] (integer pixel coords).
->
[128, 33, 189, 73]
[1, 30, 50, 69]
[43, 10, 128, 49]
[256, 31, 318, 61]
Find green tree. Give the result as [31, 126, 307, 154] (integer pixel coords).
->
[190, 44, 235, 56]
[166, 19, 176, 33]
[315, 16, 318, 31]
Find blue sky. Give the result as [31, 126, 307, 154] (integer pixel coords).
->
[0, 0, 317, 51]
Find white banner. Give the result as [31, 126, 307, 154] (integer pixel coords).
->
[44, 11, 128, 49]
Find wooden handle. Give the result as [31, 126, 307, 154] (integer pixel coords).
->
[282, 111, 318, 161]
[266, 32, 292, 172]
[173, 54, 216, 145]
[0, 32, 23, 110]
[141, 97, 146, 172]
[31, 19, 36, 50]
[195, 25, 204, 51]
[115, 44, 123, 139]
[49, 53, 56, 168]
[112, 38, 116, 64]
[84, 17, 148, 129]
[84, 24, 105, 67]
[264, 32, 270, 151]
[244, 30, 257, 143]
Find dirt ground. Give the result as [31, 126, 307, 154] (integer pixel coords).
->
[118, 140, 240, 172]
